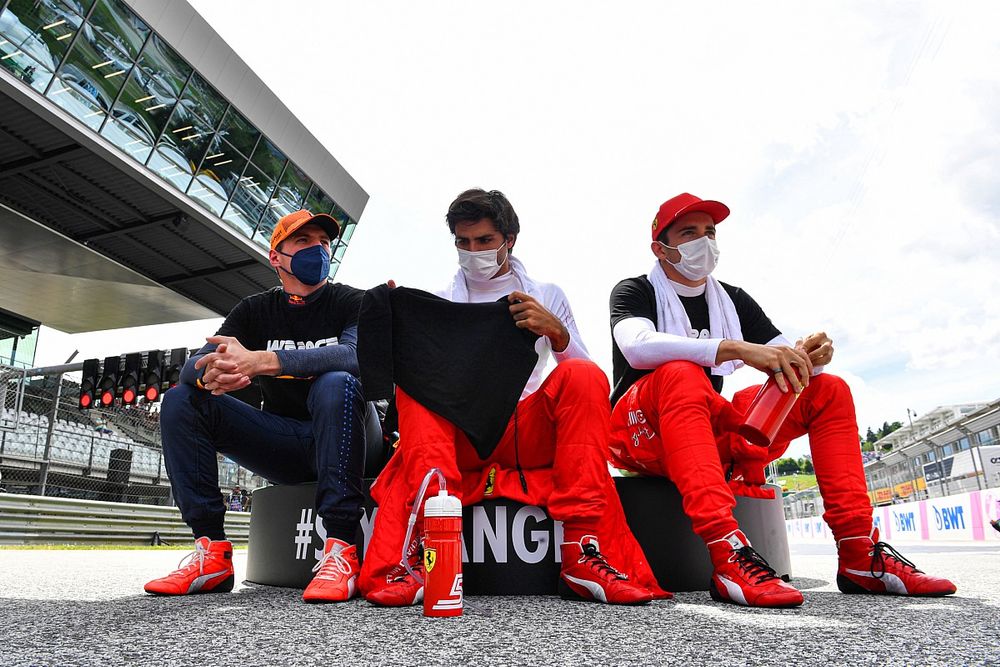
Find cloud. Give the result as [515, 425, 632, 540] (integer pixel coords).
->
[50, 0, 996, 442]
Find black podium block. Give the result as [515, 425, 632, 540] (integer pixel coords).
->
[246, 483, 562, 594]
[246, 477, 791, 594]
[615, 476, 791, 592]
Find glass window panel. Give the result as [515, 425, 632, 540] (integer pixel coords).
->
[135, 33, 190, 98]
[302, 187, 334, 217]
[147, 76, 226, 190]
[86, 0, 148, 62]
[222, 163, 274, 234]
[216, 107, 258, 159]
[67, 0, 95, 16]
[181, 72, 226, 129]
[0, 0, 84, 68]
[255, 163, 309, 245]
[102, 70, 169, 161]
[340, 221, 356, 244]
[277, 162, 309, 208]
[47, 23, 133, 129]
[147, 136, 195, 191]
[330, 203, 350, 230]
[333, 242, 348, 262]
[188, 137, 250, 231]
[101, 38, 190, 162]
[252, 205, 280, 249]
[250, 136, 286, 184]
[250, 227, 270, 251]
[0, 36, 54, 93]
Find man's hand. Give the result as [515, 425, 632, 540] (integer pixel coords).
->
[508, 291, 570, 352]
[194, 336, 280, 395]
[719, 340, 812, 394]
[796, 331, 834, 367]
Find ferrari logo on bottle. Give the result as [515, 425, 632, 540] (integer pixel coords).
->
[424, 547, 437, 573]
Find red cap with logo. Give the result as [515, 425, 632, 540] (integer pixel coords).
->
[651, 193, 730, 241]
[270, 210, 341, 250]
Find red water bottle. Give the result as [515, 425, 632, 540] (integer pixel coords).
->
[738, 376, 800, 447]
[423, 489, 463, 617]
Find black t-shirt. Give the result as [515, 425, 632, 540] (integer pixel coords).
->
[609, 275, 780, 405]
[214, 283, 363, 420]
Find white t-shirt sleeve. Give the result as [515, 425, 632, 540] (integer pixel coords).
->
[613, 317, 721, 369]
[544, 284, 591, 362]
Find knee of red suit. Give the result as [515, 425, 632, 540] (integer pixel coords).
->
[549, 357, 610, 394]
[650, 361, 714, 392]
[799, 372, 856, 417]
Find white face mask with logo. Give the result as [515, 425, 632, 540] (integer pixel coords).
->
[659, 236, 720, 281]
[457, 240, 509, 281]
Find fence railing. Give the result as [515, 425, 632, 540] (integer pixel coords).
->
[0, 493, 250, 545]
[1, 363, 265, 506]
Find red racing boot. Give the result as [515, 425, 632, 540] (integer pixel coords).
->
[303, 538, 359, 603]
[707, 530, 803, 608]
[144, 537, 234, 595]
[836, 528, 957, 597]
[558, 536, 654, 605]
[366, 559, 425, 607]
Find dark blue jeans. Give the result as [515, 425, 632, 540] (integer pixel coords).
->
[160, 372, 366, 540]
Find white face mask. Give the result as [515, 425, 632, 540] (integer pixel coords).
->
[659, 236, 720, 280]
[457, 240, 509, 281]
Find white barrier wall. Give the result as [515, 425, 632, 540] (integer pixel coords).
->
[786, 488, 1000, 544]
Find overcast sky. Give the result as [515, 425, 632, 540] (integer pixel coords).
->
[36, 1, 1000, 457]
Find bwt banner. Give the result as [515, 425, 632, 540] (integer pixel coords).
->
[786, 487, 1000, 544]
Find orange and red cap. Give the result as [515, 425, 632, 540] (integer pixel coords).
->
[270, 209, 340, 251]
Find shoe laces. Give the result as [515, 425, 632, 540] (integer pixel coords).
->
[870, 541, 921, 579]
[175, 542, 209, 576]
[389, 566, 422, 585]
[387, 557, 423, 585]
[312, 547, 353, 578]
[579, 543, 628, 581]
[733, 546, 779, 584]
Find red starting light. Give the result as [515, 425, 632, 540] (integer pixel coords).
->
[80, 393, 92, 408]
[100, 390, 114, 406]
[145, 385, 159, 402]
[122, 388, 136, 404]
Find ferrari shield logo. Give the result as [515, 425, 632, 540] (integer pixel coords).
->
[484, 466, 497, 496]
[424, 547, 437, 573]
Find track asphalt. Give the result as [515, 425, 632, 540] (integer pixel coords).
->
[1, 543, 997, 666]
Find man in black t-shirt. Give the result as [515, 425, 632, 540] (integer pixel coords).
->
[609, 192, 956, 608]
[144, 210, 367, 604]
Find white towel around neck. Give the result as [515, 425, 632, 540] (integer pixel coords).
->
[647, 261, 744, 376]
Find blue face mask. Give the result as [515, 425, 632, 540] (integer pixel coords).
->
[277, 244, 331, 286]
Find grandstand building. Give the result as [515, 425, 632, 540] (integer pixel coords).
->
[0, 0, 367, 503]
[863, 401, 1000, 505]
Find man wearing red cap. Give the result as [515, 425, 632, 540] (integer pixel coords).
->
[608, 193, 956, 607]
[144, 210, 368, 603]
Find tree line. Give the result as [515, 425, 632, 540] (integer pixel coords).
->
[859, 421, 904, 452]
